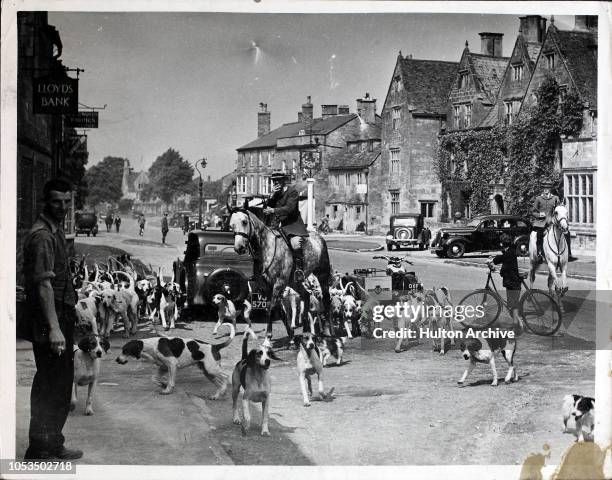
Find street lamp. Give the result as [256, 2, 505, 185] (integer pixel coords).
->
[194, 157, 207, 229]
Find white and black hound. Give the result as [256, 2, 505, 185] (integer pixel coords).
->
[562, 394, 595, 442]
[293, 333, 334, 407]
[211, 293, 252, 334]
[71, 334, 111, 415]
[232, 329, 279, 436]
[458, 336, 518, 387]
[116, 324, 235, 398]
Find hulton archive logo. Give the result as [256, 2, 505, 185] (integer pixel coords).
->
[370, 285, 390, 295]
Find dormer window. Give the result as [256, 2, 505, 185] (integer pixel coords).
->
[512, 63, 524, 81]
[458, 72, 469, 90]
[546, 53, 555, 70]
[453, 105, 461, 128]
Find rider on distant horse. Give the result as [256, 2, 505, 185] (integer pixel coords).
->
[263, 171, 309, 282]
[532, 180, 577, 263]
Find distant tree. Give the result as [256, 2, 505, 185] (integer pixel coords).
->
[59, 129, 89, 209]
[147, 148, 194, 204]
[84, 156, 126, 206]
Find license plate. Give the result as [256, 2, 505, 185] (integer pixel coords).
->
[250, 293, 268, 309]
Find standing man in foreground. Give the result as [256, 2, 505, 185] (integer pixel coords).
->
[22, 178, 83, 460]
[161, 212, 169, 244]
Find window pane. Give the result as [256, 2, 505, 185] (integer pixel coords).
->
[588, 197, 593, 223]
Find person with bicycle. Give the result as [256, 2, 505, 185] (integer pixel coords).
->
[487, 233, 525, 334]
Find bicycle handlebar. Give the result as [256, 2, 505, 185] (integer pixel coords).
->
[373, 255, 413, 265]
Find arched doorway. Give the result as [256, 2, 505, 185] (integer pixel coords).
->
[493, 194, 504, 214]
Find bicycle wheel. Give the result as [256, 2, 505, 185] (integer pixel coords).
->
[457, 289, 502, 329]
[519, 290, 562, 336]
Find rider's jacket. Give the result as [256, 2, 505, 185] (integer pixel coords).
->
[532, 193, 560, 228]
[267, 185, 309, 236]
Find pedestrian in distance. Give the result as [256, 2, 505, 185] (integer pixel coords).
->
[183, 215, 189, 235]
[487, 233, 526, 335]
[161, 212, 169, 244]
[22, 178, 83, 460]
[114, 216, 121, 233]
[138, 214, 146, 236]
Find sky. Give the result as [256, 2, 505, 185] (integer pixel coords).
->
[48, 11, 575, 180]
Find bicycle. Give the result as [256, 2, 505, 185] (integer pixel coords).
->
[457, 263, 562, 336]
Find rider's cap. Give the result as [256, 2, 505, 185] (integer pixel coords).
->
[270, 171, 290, 181]
[500, 233, 513, 246]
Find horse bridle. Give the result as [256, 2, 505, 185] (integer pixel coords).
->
[231, 210, 278, 277]
[546, 209, 568, 261]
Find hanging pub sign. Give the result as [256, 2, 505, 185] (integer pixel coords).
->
[33, 74, 78, 114]
[64, 111, 98, 128]
[299, 148, 321, 178]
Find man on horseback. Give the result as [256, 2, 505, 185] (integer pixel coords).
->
[263, 171, 309, 282]
[532, 180, 577, 263]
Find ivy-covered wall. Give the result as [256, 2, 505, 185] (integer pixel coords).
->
[436, 76, 584, 219]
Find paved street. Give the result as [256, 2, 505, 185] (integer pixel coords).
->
[15, 218, 597, 466]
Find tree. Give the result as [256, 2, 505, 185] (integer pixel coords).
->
[147, 148, 194, 204]
[84, 156, 126, 207]
[59, 129, 89, 209]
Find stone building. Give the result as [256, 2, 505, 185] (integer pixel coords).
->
[378, 54, 458, 227]
[442, 34, 509, 220]
[521, 16, 598, 250]
[17, 12, 72, 235]
[235, 96, 381, 226]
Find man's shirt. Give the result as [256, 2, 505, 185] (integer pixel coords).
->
[23, 212, 77, 311]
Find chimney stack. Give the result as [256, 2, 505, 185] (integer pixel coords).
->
[479, 32, 504, 57]
[519, 15, 547, 43]
[301, 95, 313, 131]
[257, 102, 271, 138]
[321, 105, 338, 118]
[356, 93, 376, 124]
[574, 15, 598, 32]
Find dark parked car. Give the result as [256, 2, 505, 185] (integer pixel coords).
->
[385, 213, 426, 251]
[430, 214, 531, 259]
[75, 212, 98, 237]
[170, 210, 192, 228]
[174, 230, 268, 320]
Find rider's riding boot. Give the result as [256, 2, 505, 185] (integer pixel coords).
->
[536, 229, 544, 263]
[566, 232, 578, 262]
[294, 248, 305, 282]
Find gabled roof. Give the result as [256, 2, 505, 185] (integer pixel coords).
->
[478, 103, 500, 128]
[469, 53, 509, 103]
[327, 149, 381, 170]
[549, 27, 597, 107]
[237, 114, 357, 151]
[399, 57, 459, 115]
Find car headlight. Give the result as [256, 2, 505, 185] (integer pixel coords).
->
[386, 235, 393, 240]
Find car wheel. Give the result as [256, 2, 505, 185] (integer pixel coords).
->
[515, 240, 529, 257]
[435, 251, 445, 258]
[387, 244, 393, 251]
[446, 242, 465, 258]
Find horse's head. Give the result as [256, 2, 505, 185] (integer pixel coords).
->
[228, 210, 251, 255]
[553, 204, 569, 232]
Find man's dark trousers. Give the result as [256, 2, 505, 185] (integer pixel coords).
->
[28, 308, 75, 454]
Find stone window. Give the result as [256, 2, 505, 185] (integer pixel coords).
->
[504, 101, 513, 125]
[459, 72, 469, 90]
[292, 158, 297, 176]
[565, 173, 594, 224]
[420, 201, 435, 218]
[546, 53, 555, 70]
[390, 190, 400, 215]
[281, 159, 287, 172]
[390, 149, 400, 174]
[344, 173, 351, 186]
[465, 104, 472, 128]
[512, 63, 524, 81]
[237, 176, 247, 194]
[357, 172, 366, 184]
[250, 153, 255, 167]
[332, 205, 339, 219]
[267, 151, 272, 167]
[392, 107, 402, 130]
[257, 151, 262, 167]
[453, 105, 461, 128]
[393, 75, 403, 92]
[260, 176, 271, 195]
[249, 175, 255, 194]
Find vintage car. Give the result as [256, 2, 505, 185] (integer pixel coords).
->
[174, 230, 268, 320]
[385, 213, 426, 251]
[169, 210, 192, 228]
[75, 212, 98, 237]
[430, 214, 531, 259]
